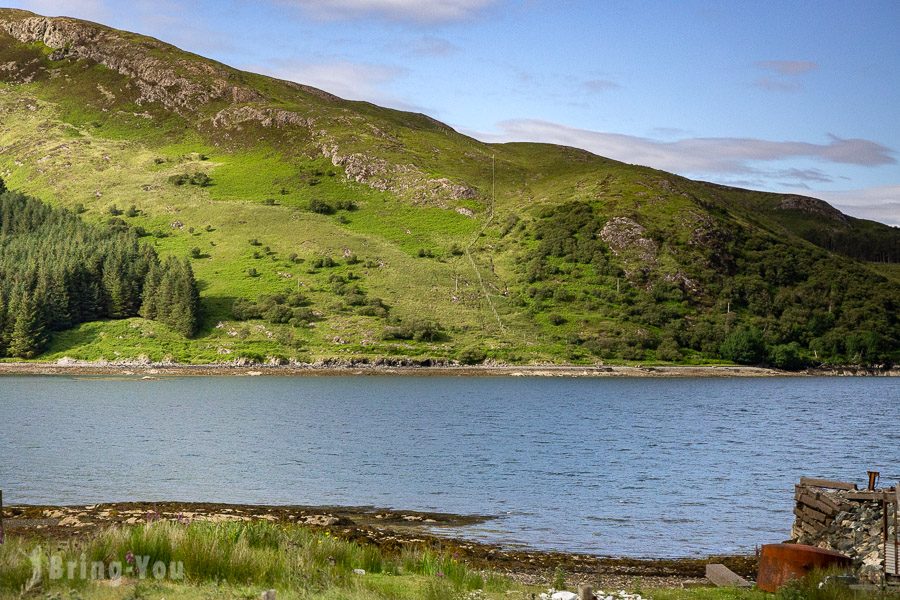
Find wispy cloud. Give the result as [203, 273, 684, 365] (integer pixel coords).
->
[275, 0, 497, 23]
[757, 60, 818, 75]
[771, 168, 834, 183]
[248, 58, 414, 108]
[476, 119, 895, 175]
[583, 79, 620, 93]
[409, 35, 460, 56]
[754, 59, 818, 92]
[816, 185, 900, 226]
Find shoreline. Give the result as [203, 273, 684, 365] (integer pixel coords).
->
[3, 501, 757, 587]
[0, 361, 895, 378]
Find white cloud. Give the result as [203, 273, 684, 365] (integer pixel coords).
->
[275, 0, 496, 23]
[474, 119, 895, 175]
[816, 186, 900, 226]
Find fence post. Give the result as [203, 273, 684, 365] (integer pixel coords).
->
[1, 489, 4, 544]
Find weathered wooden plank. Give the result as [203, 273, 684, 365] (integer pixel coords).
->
[801, 477, 858, 491]
[802, 506, 827, 523]
[844, 491, 887, 501]
[816, 492, 840, 512]
[706, 564, 752, 587]
[887, 543, 898, 576]
[800, 520, 821, 535]
[799, 493, 837, 516]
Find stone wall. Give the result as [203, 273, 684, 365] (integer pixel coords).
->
[791, 479, 897, 582]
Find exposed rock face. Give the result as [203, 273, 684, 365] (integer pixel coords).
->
[321, 144, 478, 205]
[600, 217, 658, 263]
[777, 195, 849, 223]
[0, 14, 262, 110]
[600, 216, 659, 282]
[211, 105, 314, 129]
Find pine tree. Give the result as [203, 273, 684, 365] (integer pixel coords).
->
[171, 259, 200, 337]
[7, 290, 45, 359]
[0, 289, 8, 357]
[140, 262, 161, 320]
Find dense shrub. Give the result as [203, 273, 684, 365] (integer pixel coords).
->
[458, 346, 487, 365]
[769, 342, 806, 370]
[383, 319, 444, 342]
[720, 326, 766, 365]
[169, 172, 211, 187]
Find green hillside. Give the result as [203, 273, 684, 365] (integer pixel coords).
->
[0, 8, 897, 367]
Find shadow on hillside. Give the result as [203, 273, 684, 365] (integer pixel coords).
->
[199, 296, 239, 332]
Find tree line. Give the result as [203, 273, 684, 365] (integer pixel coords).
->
[518, 200, 898, 367]
[0, 181, 200, 358]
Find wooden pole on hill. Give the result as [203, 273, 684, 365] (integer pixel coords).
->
[492, 153, 495, 209]
[1, 489, 5, 544]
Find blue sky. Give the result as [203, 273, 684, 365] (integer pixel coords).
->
[9, 0, 900, 224]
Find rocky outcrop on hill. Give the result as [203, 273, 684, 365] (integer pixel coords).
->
[0, 12, 261, 110]
[600, 216, 659, 279]
[321, 144, 478, 205]
[777, 195, 849, 223]
[211, 105, 314, 129]
[600, 217, 658, 263]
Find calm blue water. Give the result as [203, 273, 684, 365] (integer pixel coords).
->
[1, 376, 898, 557]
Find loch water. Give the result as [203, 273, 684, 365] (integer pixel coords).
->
[1, 375, 898, 557]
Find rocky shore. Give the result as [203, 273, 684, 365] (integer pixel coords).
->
[0, 359, 896, 378]
[3, 502, 756, 589]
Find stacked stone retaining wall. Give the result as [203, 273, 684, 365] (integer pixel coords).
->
[791, 478, 897, 582]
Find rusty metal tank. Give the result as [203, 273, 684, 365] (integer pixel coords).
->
[757, 543, 852, 592]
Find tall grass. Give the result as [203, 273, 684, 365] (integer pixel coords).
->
[0, 522, 509, 597]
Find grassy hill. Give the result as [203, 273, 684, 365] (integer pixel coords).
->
[0, 8, 897, 367]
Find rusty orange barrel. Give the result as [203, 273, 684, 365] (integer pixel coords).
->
[757, 543, 852, 592]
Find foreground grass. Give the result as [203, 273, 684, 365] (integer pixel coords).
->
[3, 522, 900, 600]
[0, 521, 515, 599]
